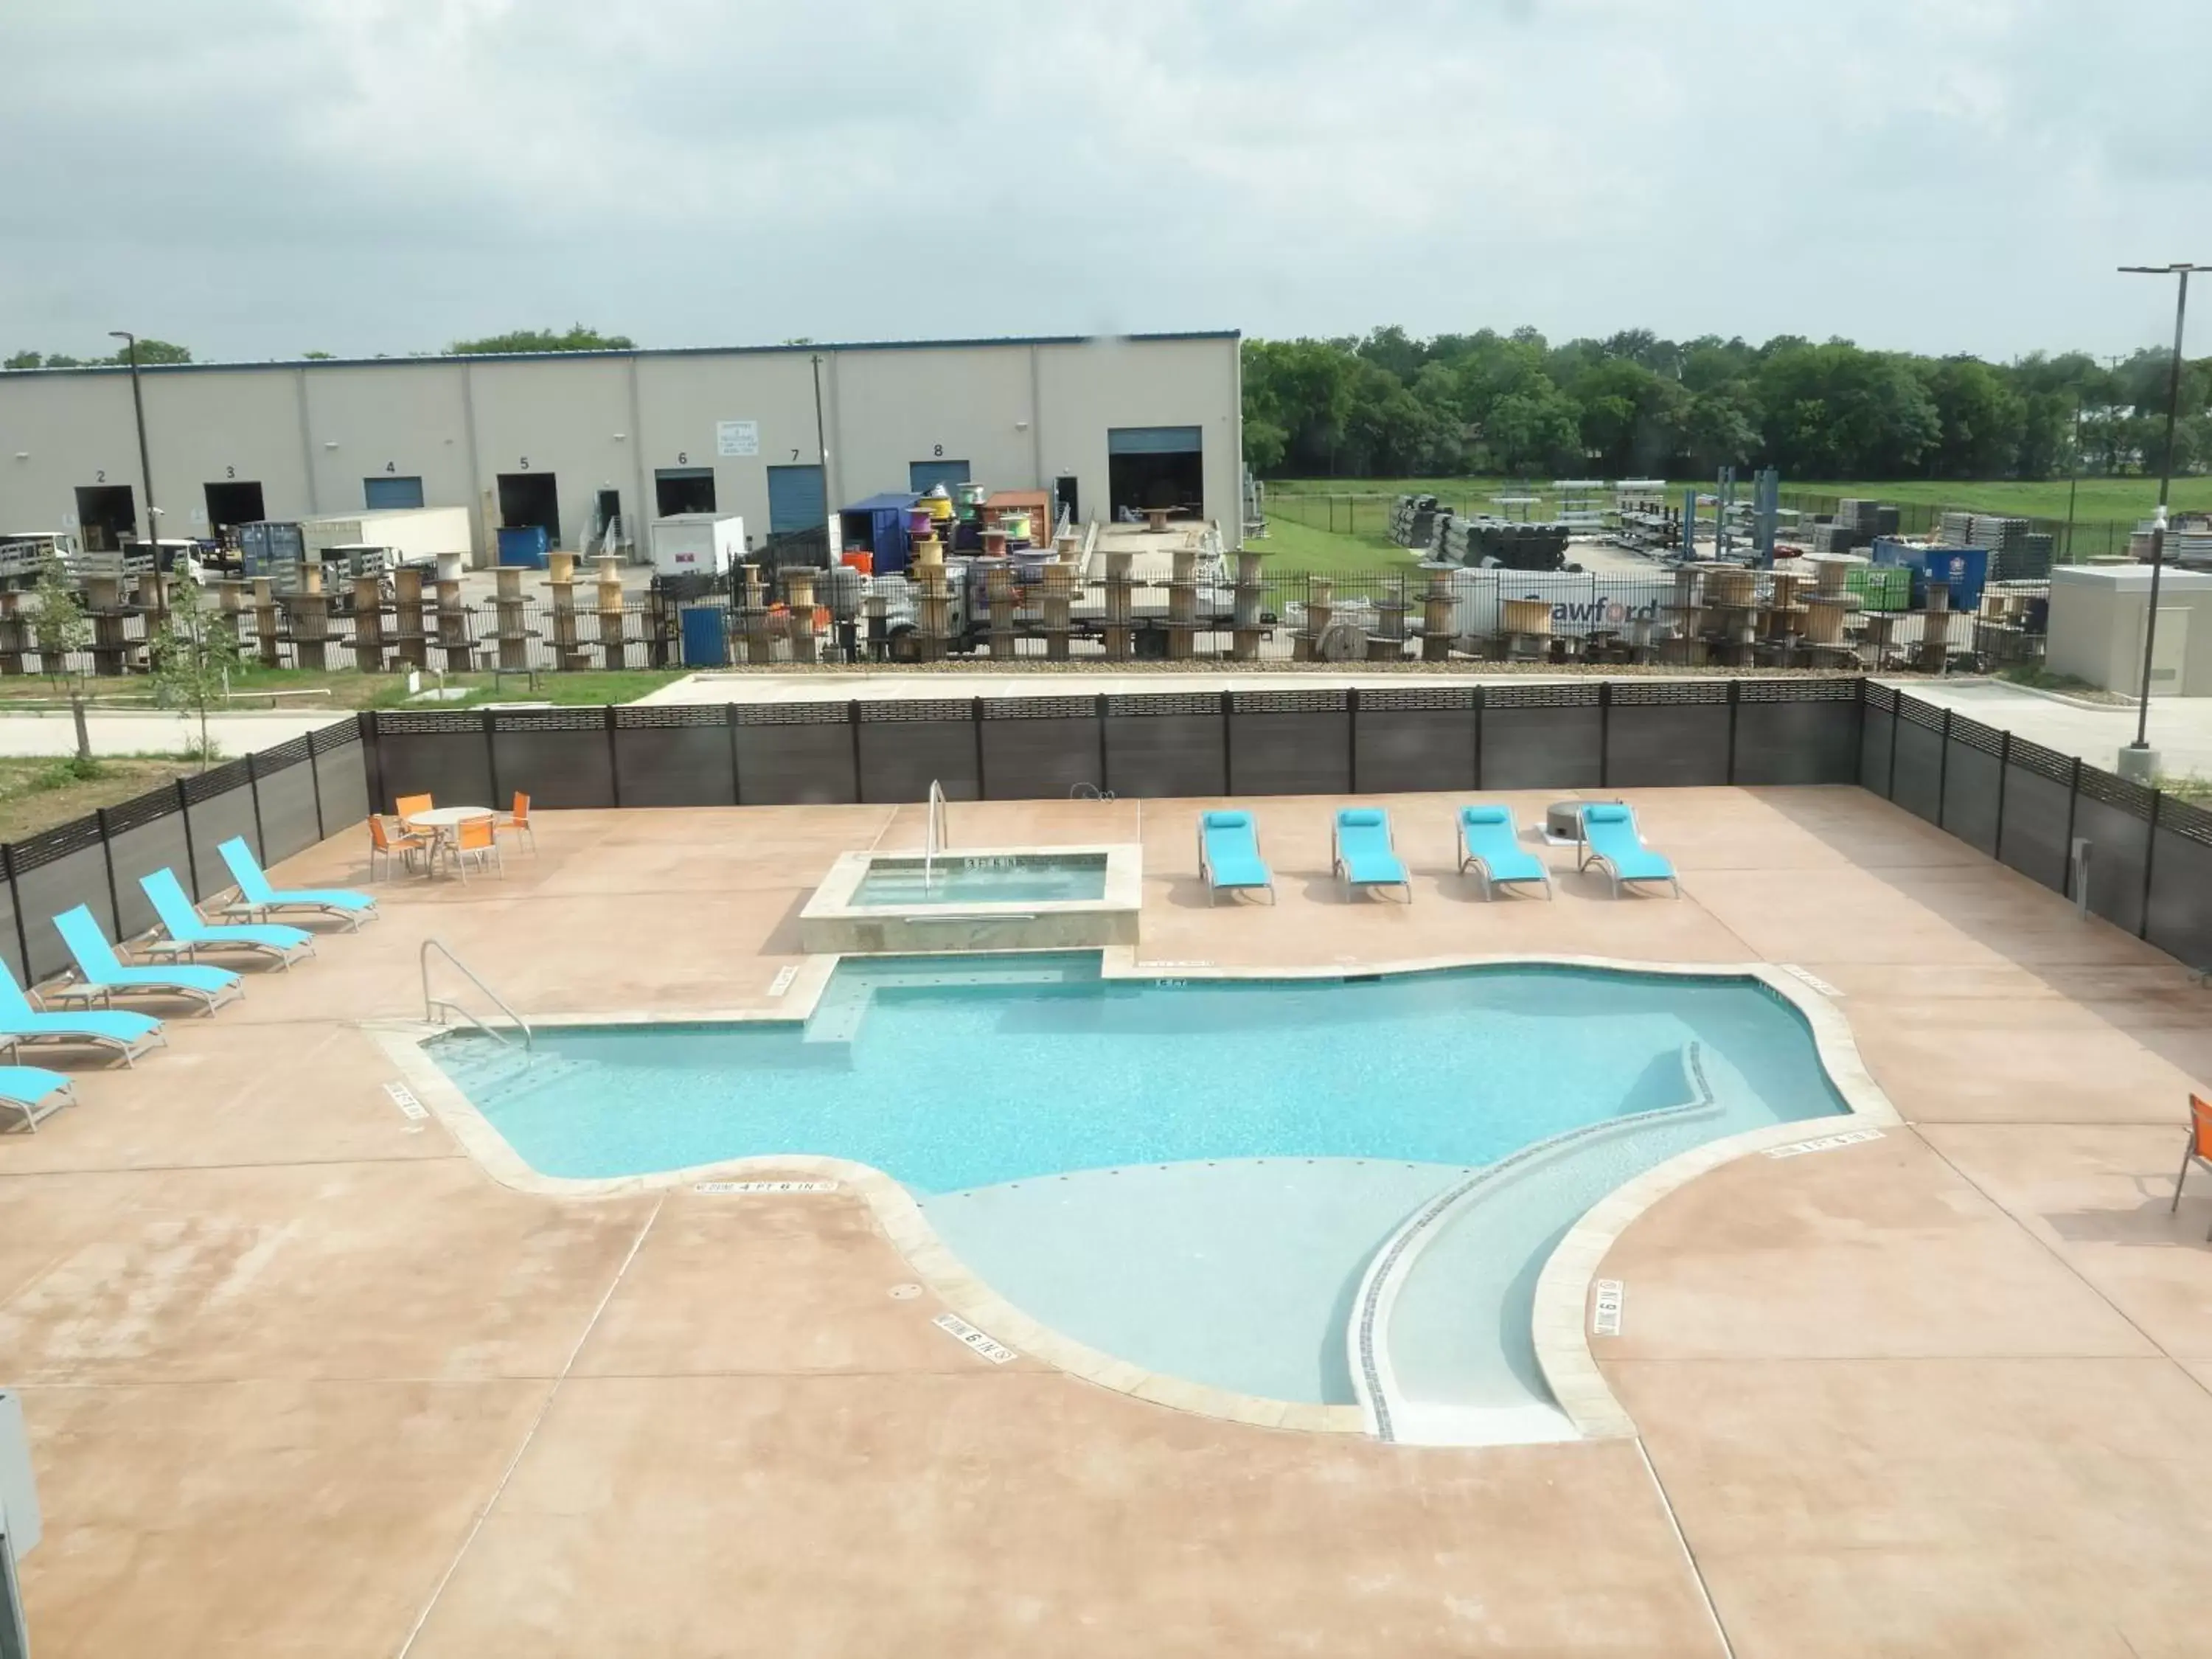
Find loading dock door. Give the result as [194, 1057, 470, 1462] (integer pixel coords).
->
[496, 473, 561, 547]
[1107, 426, 1203, 519]
[765, 464, 827, 567]
[73, 484, 138, 552]
[908, 459, 971, 495]
[655, 467, 717, 516]
[203, 480, 265, 535]
[365, 475, 425, 511]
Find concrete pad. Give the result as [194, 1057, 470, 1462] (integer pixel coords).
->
[1610, 1356, 2212, 1659]
[1592, 1130, 2153, 1360]
[0, 1161, 651, 1382]
[1921, 1122, 2212, 1360]
[13, 1379, 546, 1659]
[1851, 1016, 2208, 1125]
[573, 1190, 1052, 1378]
[405, 1374, 1727, 1659]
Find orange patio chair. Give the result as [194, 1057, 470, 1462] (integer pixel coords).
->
[367, 815, 428, 880]
[2174, 1094, 2212, 1241]
[494, 790, 535, 855]
[394, 793, 434, 821]
[451, 815, 504, 883]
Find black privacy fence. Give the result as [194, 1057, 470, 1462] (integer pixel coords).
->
[361, 679, 1867, 816]
[0, 721, 372, 990]
[1860, 682, 2212, 968]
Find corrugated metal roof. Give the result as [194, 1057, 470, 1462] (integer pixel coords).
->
[2, 330, 1241, 380]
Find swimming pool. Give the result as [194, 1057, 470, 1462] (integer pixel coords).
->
[428, 954, 1850, 1433]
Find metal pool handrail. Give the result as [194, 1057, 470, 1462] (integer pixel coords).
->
[925, 779, 950, 891]
[420, 939, 533, 1050]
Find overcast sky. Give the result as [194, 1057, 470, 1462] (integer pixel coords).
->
[4, 0, 2205, 366]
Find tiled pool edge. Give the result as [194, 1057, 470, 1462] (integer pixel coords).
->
[366, 949, 1902, 1445]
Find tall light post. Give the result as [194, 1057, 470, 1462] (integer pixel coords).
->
[107, 331, 158, 567]
[2115, 264, 2205, 778]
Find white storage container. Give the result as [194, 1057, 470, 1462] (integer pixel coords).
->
[650, 514, 745, 578]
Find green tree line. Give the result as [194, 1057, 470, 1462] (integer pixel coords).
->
[4, 324, 633, 370]
[1242, 327, 2212, 483]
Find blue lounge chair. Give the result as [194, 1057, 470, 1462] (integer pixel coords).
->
[1455, 804, 1552, 900]
[0, 1065, 76, 1133]
[50, 906, 243, 1015]
[217, 837, 378, 931]
[139, 869, 315, 969]
[1332, 807, 1413, 902]
[0, 959, 162, 1065]
[1197, 810, 1275, 905]
[1577, 803, 1680, 898]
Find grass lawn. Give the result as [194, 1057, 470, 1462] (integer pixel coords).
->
[1246, 514, 1416, 576]
[0, 666, 686, 713]
[0, 755, 201, 844]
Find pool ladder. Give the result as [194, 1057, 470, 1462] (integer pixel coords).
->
[421, 939, 534, 1050]
[924, 778, 950, 892]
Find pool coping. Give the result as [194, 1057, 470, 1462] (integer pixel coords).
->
[364, 949, 1903, 1444]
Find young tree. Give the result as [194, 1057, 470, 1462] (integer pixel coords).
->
[149, 574, 240, 767]
[32, 553, 94, 767]
[446, 324, 634, 355]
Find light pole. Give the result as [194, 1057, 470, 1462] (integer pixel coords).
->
[2115, 264, 2205, 777]
[107, 331, 159, 568]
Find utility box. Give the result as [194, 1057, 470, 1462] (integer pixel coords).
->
[650, 514, 745, 580]
[302, 508, 472, 568]
[2047, 564, 2212, 697]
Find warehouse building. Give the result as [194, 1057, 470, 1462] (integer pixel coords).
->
[0, 332, 1241, 563]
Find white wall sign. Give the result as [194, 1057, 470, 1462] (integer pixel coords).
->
[716, 420, 759, 458]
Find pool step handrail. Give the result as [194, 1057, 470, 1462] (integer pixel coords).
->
[924, 779, 950, 891]
[420, 939, 533, 1051]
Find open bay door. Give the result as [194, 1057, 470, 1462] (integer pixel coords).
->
[1107, 426, 1202, 520]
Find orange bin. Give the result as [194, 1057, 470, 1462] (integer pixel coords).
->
[841, 551, 874, 575]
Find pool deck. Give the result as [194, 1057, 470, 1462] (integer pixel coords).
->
[4, 786, 2211, 1657]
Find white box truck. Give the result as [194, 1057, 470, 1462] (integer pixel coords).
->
[299, 507, 473, 568]
[650, 514, 745, 579]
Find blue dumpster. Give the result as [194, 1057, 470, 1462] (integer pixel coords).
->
[680, 604, 729, 667]
[497, 525, 550, 568]
[1872, 538, 1988, 612]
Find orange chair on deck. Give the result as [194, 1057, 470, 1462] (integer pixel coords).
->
[2174, 1095, 2212, 1241]
[494, 791, 535, 855]
[368, 815, 428, 880]
[394, 793, 434, 821]
[451, 816, 504, 883]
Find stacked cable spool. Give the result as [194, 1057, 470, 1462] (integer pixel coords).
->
[1802, 555, 1859, 646]
[1436, 519, 1570, 571]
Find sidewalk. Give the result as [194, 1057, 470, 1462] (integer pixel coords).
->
[1885, 678, 2212, 781]
[0, 709, 347, 759]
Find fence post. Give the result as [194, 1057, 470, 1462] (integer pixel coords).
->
[1993, 731, 2011, 864]
[848, 702, 864, 804]
[1346, 687, 1360, 795]
[176, 777, 198, 897]
[2140, 790, 2160, 942]
[361, 711, 386, 816]
[1472, 684, 1485, 790]
[1220, 690, 1235, 796]
[1854, 677, 1869, 785]
[308, 731, 325, 842]
[1887, 692, 1901, 800]
[482, 710, 500, 808]
[2062, 757, 2081, 898]
[246, 750, 266, 854]
[1, 843, 26, 978]
[1096, 692, 1110, 796]
[95, 807, 122, 936]
[972, 698, 987, 800]
[1597, 681, 1612, 789]
[603, 703, 620, 808]
[726, 702, 743, 807]
[1935, 707, 1952, 828]
[1725, 679, 1741, 786]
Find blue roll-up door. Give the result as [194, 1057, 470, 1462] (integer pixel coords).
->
[908, 459, 972, 495]
[1107, 427, 1203, 456]
[364, 475, 425, 509]
[766, 464, 827, 532]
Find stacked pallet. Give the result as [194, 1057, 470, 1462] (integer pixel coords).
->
[1835, 499, 1883, 538]
[1433, 518, 1570, 571]
[1811, 523, 1862, 554]
[1389, 495, 1443, 549]
[1966, 515, 2042, 579]
[1937, 511, 1976, 547]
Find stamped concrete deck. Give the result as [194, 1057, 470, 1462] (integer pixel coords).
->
[4, 785, 2210, 1657]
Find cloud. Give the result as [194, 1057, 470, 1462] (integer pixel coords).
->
[1, 0, 2205, 361]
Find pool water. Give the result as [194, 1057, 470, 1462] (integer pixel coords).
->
[849, 853, 1107, 907]
[431, 955, 1848, 1423]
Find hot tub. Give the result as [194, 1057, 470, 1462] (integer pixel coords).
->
[799, 844, 1142, 954]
